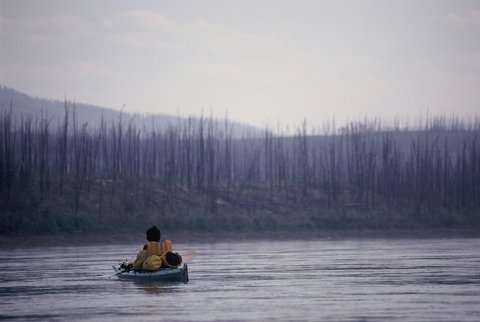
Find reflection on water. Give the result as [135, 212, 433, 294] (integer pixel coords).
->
[131, 280, 185, 295]
[1, 238, 480, 321]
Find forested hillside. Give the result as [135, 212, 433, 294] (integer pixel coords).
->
[1, 103, 479, 236]
[0, 86, 261, 138]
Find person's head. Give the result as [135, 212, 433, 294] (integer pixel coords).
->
[146, 226, 161, 242]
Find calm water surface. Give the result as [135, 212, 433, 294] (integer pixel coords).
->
[1, 238, 480, 321]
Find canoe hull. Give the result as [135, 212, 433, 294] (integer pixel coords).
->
[113, 264, 189, 282]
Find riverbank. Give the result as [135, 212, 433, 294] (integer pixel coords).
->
[1, 228, 479, 249]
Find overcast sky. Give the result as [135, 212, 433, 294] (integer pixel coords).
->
[1, 0, 479, 128]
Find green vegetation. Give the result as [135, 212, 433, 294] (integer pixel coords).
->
[1, 106, 479, 237]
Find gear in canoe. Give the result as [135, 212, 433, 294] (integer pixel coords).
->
[112, 226, 194, 282]
[112, 263, 189, 282]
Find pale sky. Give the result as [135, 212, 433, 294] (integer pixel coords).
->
[1, 0, 479, 128]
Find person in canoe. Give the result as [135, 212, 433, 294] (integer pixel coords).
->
[125, 226, 183, 271]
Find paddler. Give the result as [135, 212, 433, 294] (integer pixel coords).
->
[131, 226, 183, 271]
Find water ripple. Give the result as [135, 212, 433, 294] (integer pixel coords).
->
[1, 238, 480, 321]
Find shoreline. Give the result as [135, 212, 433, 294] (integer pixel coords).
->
[1, 228, 479, 249]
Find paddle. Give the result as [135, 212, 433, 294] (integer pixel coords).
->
[180, 250, 197, 264]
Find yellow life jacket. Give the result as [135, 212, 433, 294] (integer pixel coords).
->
[144, 240, 173, 257]
[133, 240, 175, 271]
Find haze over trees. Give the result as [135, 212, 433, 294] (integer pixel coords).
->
[0, 86, 260, 137]
[1, 88, 479, 236]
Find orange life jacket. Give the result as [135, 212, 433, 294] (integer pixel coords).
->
[144, 240, 173, 257]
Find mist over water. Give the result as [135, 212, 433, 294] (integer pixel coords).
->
[1, 238, 480, 321]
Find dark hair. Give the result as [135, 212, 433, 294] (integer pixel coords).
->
[146, 226, 161, 242]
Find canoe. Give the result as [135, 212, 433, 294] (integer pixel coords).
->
[112, 263, 189, 282]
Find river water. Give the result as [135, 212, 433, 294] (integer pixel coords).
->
[1, 238, 480, 321]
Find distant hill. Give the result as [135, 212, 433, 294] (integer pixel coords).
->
[0, 85, 262, 137]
